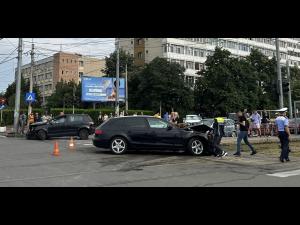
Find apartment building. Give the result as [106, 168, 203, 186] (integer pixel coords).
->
[118, 38, 300, 87]
[21, 52, 106, 98]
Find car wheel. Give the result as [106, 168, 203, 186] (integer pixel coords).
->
[231, 131, 237, 137]
[187, 138, 204, 156]
[37, 130, 47, 140]
[110, 137, 127, 154]
[79, 129, 89, 140]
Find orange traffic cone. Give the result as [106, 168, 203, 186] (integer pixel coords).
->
[52, 141, 60, 156]
[68, 137, 76, 151]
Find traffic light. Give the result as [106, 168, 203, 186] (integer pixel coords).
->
[282, 79, 290, 93]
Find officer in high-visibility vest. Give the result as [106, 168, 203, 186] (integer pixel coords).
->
[211, 117, 227, 157]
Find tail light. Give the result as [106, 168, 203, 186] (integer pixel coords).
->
[95, 129, 104, 135]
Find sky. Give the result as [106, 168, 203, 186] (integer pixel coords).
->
[0, 38, 115, 93]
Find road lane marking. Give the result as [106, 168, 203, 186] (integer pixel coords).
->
[0, 135, 7, 138]
[267, 169, 300, 178]
[83, 143, 93, 146]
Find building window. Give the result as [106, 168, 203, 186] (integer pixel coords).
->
[137, 38, 143, 45]
[186, 61, 194, 69]
[62, 59, 64, 63]
[137, 52, 143, 59]
[62, 70, 64, 74]
[79, 72, 83, 78]
[146, 50, 149, 54]
[79, 61, 84, 67]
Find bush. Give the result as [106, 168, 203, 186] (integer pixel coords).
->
[1, 108, 154, 125]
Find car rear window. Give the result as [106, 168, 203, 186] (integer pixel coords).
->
[83, 115, 93, 123]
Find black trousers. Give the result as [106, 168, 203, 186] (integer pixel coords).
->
[278, 132, 289, 160]
[211, 135, 223, 156]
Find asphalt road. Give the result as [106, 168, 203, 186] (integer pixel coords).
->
[1, 134, 300, 187]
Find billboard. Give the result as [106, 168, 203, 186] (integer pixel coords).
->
[81, 76, 125, 102]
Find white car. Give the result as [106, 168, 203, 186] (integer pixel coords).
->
[183, 115, 202, 126]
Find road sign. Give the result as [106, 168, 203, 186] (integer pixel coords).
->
[25, 92, 36, 103]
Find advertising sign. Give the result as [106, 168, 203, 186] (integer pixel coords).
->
[81, 76, 125, 102]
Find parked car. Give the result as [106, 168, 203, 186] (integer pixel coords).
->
[93, 116, 213, 156]
[200, 118, 237, 137]
[183, 115, 202, 126]
[26, 114, 95, 140]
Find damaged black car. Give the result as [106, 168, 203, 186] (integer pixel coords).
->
[93, 116, 214, 155]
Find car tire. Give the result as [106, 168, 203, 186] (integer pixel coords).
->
[110, 137, 127, 155]
[79, 129, 89, 140]
[37, 130, 47, 140]
[187, 138, 204, 156]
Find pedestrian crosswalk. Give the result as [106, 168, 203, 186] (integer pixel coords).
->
[267, 169, 300, 178]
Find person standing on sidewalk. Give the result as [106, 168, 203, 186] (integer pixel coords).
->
[275, 108, 291, 163]
[250, 111, 262, 137]
[234, 111, 256, 157]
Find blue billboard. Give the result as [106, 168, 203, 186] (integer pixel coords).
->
[81, 76, 125, 102]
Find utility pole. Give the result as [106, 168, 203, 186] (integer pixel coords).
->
[125, 63, 128, 113]
[13, 38, 23, 133]
[115, 38, 120, 117]
[286, 60, 293, 118]
[72, 84, 76, 114]
[28, 40, 34, 125]
[275, 38, 284, 108]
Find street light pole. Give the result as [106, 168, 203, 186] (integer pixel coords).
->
[13, 38, 23, 133]
[125, 63, 128, 113]
[28, 40, 34, 125]
[275, 38, 284, 108]
[115, 39, 120, 117]
[286, 59, 293, 118]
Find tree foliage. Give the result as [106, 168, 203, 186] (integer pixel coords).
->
[3, 76, 41, 108]
[195, 47, 279, 117]
[129, 57, 194, 116]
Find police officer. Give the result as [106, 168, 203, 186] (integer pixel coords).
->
[275, 108, 291, 163]
[211, 117, 227, 157]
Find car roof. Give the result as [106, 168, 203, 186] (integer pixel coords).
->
[111, 116, 155, 119]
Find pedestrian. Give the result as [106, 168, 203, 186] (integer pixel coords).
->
[250, 111, 261, 137]
[103, 114, 109, 121]
[154, 112, 161, 118]
[261, 109, 270, 137]
[234, 111, 257, 157]
[163, 111, 169, 122]
[60, 111, 64, 116]
[34, 112, 42, 123]
[41, 114, 47, 123]
[18, 111, 27, 135]
[210, 117, 228, 157]
[28, 112, 35, 125]
[275, 108, 291, 162]
[98, 112, 103, 124]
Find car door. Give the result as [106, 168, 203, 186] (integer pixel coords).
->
[123, 117, 152, 148]
[66, 115, 82, 136]
[146, 117, 183, 149]
[47, 116, 67, 137]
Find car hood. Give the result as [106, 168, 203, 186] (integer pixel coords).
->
[183, 124, 212, 133]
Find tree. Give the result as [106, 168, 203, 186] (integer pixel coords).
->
[194, 47, 266, 117]
[3, 76, 41, 109]
[102, 49, 137, 77]
[245, 49, 278, 109]
[46, 80, 82, 109]
[129, 57, 194, 116]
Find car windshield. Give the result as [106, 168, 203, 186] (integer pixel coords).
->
[186, 115, 201, 120]
[201, 119, 213, 126]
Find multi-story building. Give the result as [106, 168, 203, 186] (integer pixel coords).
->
[21, 52, 106, 98]
[118, 38, 300, 87]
